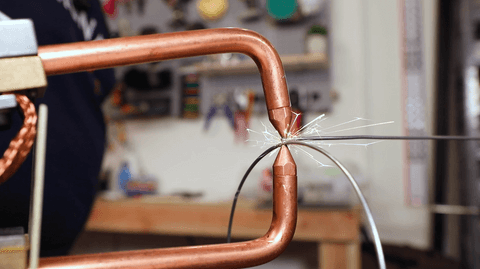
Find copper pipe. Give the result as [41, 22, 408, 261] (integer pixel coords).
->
[34, 28, 297, 268]
[0, 94, 37, 184]
[38, 28, 292, 136]
[39, 145, 296, 269]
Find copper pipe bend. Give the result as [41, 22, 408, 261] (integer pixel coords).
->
[38, 28, 292, 136]
[39, 146, 296, 269]
[0, 94, 37, 185]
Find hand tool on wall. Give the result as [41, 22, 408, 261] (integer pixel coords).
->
[234, 89, 254, 142]
[289, 88, 303, 134]
[238, 0, 262, 22]
[204, 93, 235, 131]
[138, 0, 146, 14]
[163, 0, 193, 28]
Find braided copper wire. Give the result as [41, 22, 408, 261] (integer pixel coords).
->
[0, 94, 37, 185]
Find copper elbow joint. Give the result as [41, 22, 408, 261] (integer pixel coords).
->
[33, 28, 297, 268]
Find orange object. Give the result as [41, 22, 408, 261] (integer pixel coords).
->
[0, 94, 37, 185]
[197, 0, 229, 21]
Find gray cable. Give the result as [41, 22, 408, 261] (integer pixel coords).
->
[296, 135, 480, 141]
[284, 141, 386, 269]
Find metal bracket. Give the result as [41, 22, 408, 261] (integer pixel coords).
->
[0, 94, 17, 110]
[0, 10, 46, 97]
[0, 11, 38, 58]
[0, 56, 47, 97]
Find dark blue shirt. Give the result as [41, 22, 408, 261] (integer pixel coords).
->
[0, 0, 115, 257]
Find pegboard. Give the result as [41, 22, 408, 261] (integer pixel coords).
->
[104, 0, 331, 118]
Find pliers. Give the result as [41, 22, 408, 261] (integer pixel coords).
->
[204, 93, 235, 130]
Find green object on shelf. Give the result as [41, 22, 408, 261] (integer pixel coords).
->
[308, 25, 327, 35]
[185, 104, 198, 111]
[267, 0, 298, 20]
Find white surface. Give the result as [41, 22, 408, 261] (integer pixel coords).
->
[0, 94, 16, 109]
[0, 19, 38, 57]
[357, 0, 436, 249]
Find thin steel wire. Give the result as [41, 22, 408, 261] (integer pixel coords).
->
[227, 144, 281, 243]
[295, 135, 480, 141]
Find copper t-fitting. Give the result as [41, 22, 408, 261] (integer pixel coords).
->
[34, 28, 298, 268]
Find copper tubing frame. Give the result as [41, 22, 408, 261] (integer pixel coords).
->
[33, 28, 297, 269]
[38, 28, 292, 137]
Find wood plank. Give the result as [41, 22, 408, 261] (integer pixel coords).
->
[346, 242, 361, 269]
[86, 199, 359, 242]
[319, 243, 348, 269]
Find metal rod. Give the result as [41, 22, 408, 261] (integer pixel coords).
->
[39, 146, 296, 269]
[38, 28, 292, 136]
[430, 204, 479, 215]
[29, 104, 48, 269]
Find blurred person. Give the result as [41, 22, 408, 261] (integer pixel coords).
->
[0, 0, 116, 257]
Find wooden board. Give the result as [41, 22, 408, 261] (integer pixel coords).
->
[86, 199, 360, 243]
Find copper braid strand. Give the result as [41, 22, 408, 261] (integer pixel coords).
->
[0, 94, 37, 184]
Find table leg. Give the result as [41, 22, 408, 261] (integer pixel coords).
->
[319, 242, 360, 269]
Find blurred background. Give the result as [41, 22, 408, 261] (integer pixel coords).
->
[38, 0, 479, 268]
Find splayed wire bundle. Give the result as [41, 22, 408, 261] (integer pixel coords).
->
[229, 114, 480, 269]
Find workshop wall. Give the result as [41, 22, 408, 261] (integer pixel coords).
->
[103, 1, 338, 201]
[101, 0, 438, 251]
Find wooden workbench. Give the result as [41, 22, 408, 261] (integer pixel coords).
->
[85, 198, 361, 269]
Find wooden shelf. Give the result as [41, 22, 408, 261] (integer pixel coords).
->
[178, 53, 328, 76]
[85, 198, 361, 269]
[86, 198, 358, 242]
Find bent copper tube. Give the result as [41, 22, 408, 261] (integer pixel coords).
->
[39, 146, 296, 269]
[35, 28, 297, 268]
[38, 28, 292, 137]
